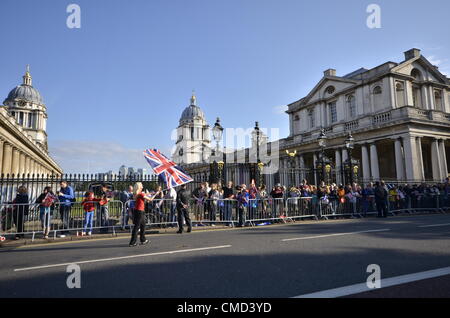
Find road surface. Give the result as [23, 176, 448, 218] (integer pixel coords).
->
[1, 213, 450, 298]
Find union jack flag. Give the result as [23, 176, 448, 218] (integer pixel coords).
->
[143, 149, 193, 189]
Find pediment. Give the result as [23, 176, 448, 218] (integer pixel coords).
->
[392, 56, 449, 84]
[302, 77, 359, 106]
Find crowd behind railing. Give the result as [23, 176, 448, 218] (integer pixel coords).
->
[1, 178, 449, 241]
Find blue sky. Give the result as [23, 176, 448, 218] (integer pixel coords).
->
[1, 0, 449, 173]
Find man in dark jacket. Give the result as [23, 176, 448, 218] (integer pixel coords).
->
[176, 184, 192, 234]
[13, 186, 29, 239]
[374, 181, 388, 218]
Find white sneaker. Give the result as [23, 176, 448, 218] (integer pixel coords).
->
[88, 232, 92, 236]
[81, 232, 86, 236]
[58, 234, 66, 238]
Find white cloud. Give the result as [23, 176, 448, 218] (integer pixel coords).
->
[273, 105, 288, 115]
[49, 140, 172, 174]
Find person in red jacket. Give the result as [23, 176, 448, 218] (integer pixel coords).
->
[81, 192, 101, 236]
[129, 182, 156, 247]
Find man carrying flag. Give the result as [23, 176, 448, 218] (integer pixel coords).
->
[143, 149, 194, 234]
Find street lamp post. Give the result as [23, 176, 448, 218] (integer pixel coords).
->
[211, 117, 224, 185]
[316, 129, 329, 185]
[252, 122, 264, 187]
[344, 131, 359, 185]
[285, 150, 297, 187]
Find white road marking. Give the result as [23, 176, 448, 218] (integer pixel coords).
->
[294, 266, 450, 298]
[418, 223, 450, 228]
[14, 245, 232, 272]
[281, 229, 390, 242]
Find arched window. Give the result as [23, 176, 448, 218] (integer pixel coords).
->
[396, 82, 405, 107]
[373, 86, 382, 110]
[347, 95, 356, 118]
[294, 114, 300, 121]
[373, 86, 382, 94]
[411, 68, 423, 81]
[434, 90, 443, 111]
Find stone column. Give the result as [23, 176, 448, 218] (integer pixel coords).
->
[0, 139, 4, 173]
[18, 152, 26, 176]
[416, 137, 425, 181]
[25, 156, 31, 176]
[431, 138, 443, 181]
[2, 142, 13, 175]
[439, 139, 448, 179]
[335, 149, 342, 185]
[403, 135, 421, 182]
[11, 147, 20, 176]
[298, 154, 305, 182]
[369, 143, 380, 181]
[394, 138, 405, 181]
[29, 160, 35, 176]
[361, 144, 370, 183]
[342, 148, 348, 163]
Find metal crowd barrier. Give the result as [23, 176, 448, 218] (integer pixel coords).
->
[2, 193, 449, 241]
[0, 200, 124, 240]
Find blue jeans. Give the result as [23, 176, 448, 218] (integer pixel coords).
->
[223, 201, 233, 225]
[84, 211, 94, 232]
[39, 206, 51, 229]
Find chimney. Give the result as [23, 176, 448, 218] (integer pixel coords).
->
[324, 69, 337, 77]
[404, 48, 421, 60]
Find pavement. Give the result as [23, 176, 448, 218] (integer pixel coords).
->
[0, 213, 450, 298]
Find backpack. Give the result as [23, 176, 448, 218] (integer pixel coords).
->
[42, 193, 56, 207]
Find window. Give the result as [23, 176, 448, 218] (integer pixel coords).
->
[19, 112, 24, 125]
[411, 69, 422, 81]
[294, 114, 300, 121]
[328, 101, 337, 124]
[413, 85, 422, 108]
[308, 108, 315, 129]
[434, 90, 443, 111]
[395, 82, 405, 107]
[190, 127, 194, 139]
[27, 113, 33, 128]
[325, 86, 335, 95]
[346, 95, 356, 118]
[373, 86, 382, 110]
[373, 86, 382, 94]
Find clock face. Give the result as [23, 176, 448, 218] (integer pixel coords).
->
[18, 100, 26, 107]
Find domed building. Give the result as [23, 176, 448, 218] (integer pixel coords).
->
[172, 93, 211, 165]
[3, 65, 48, 151]
[0, 66, 62, 177]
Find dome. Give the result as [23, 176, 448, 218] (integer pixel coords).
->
[180, 105, 205, 121]
[179, 93, 206, 123]
[5, 84, 43, 104]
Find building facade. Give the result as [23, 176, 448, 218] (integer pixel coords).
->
[173, 93, 211, 166]
[176, 49, 450, 187]
[0, 67, 62, 177]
